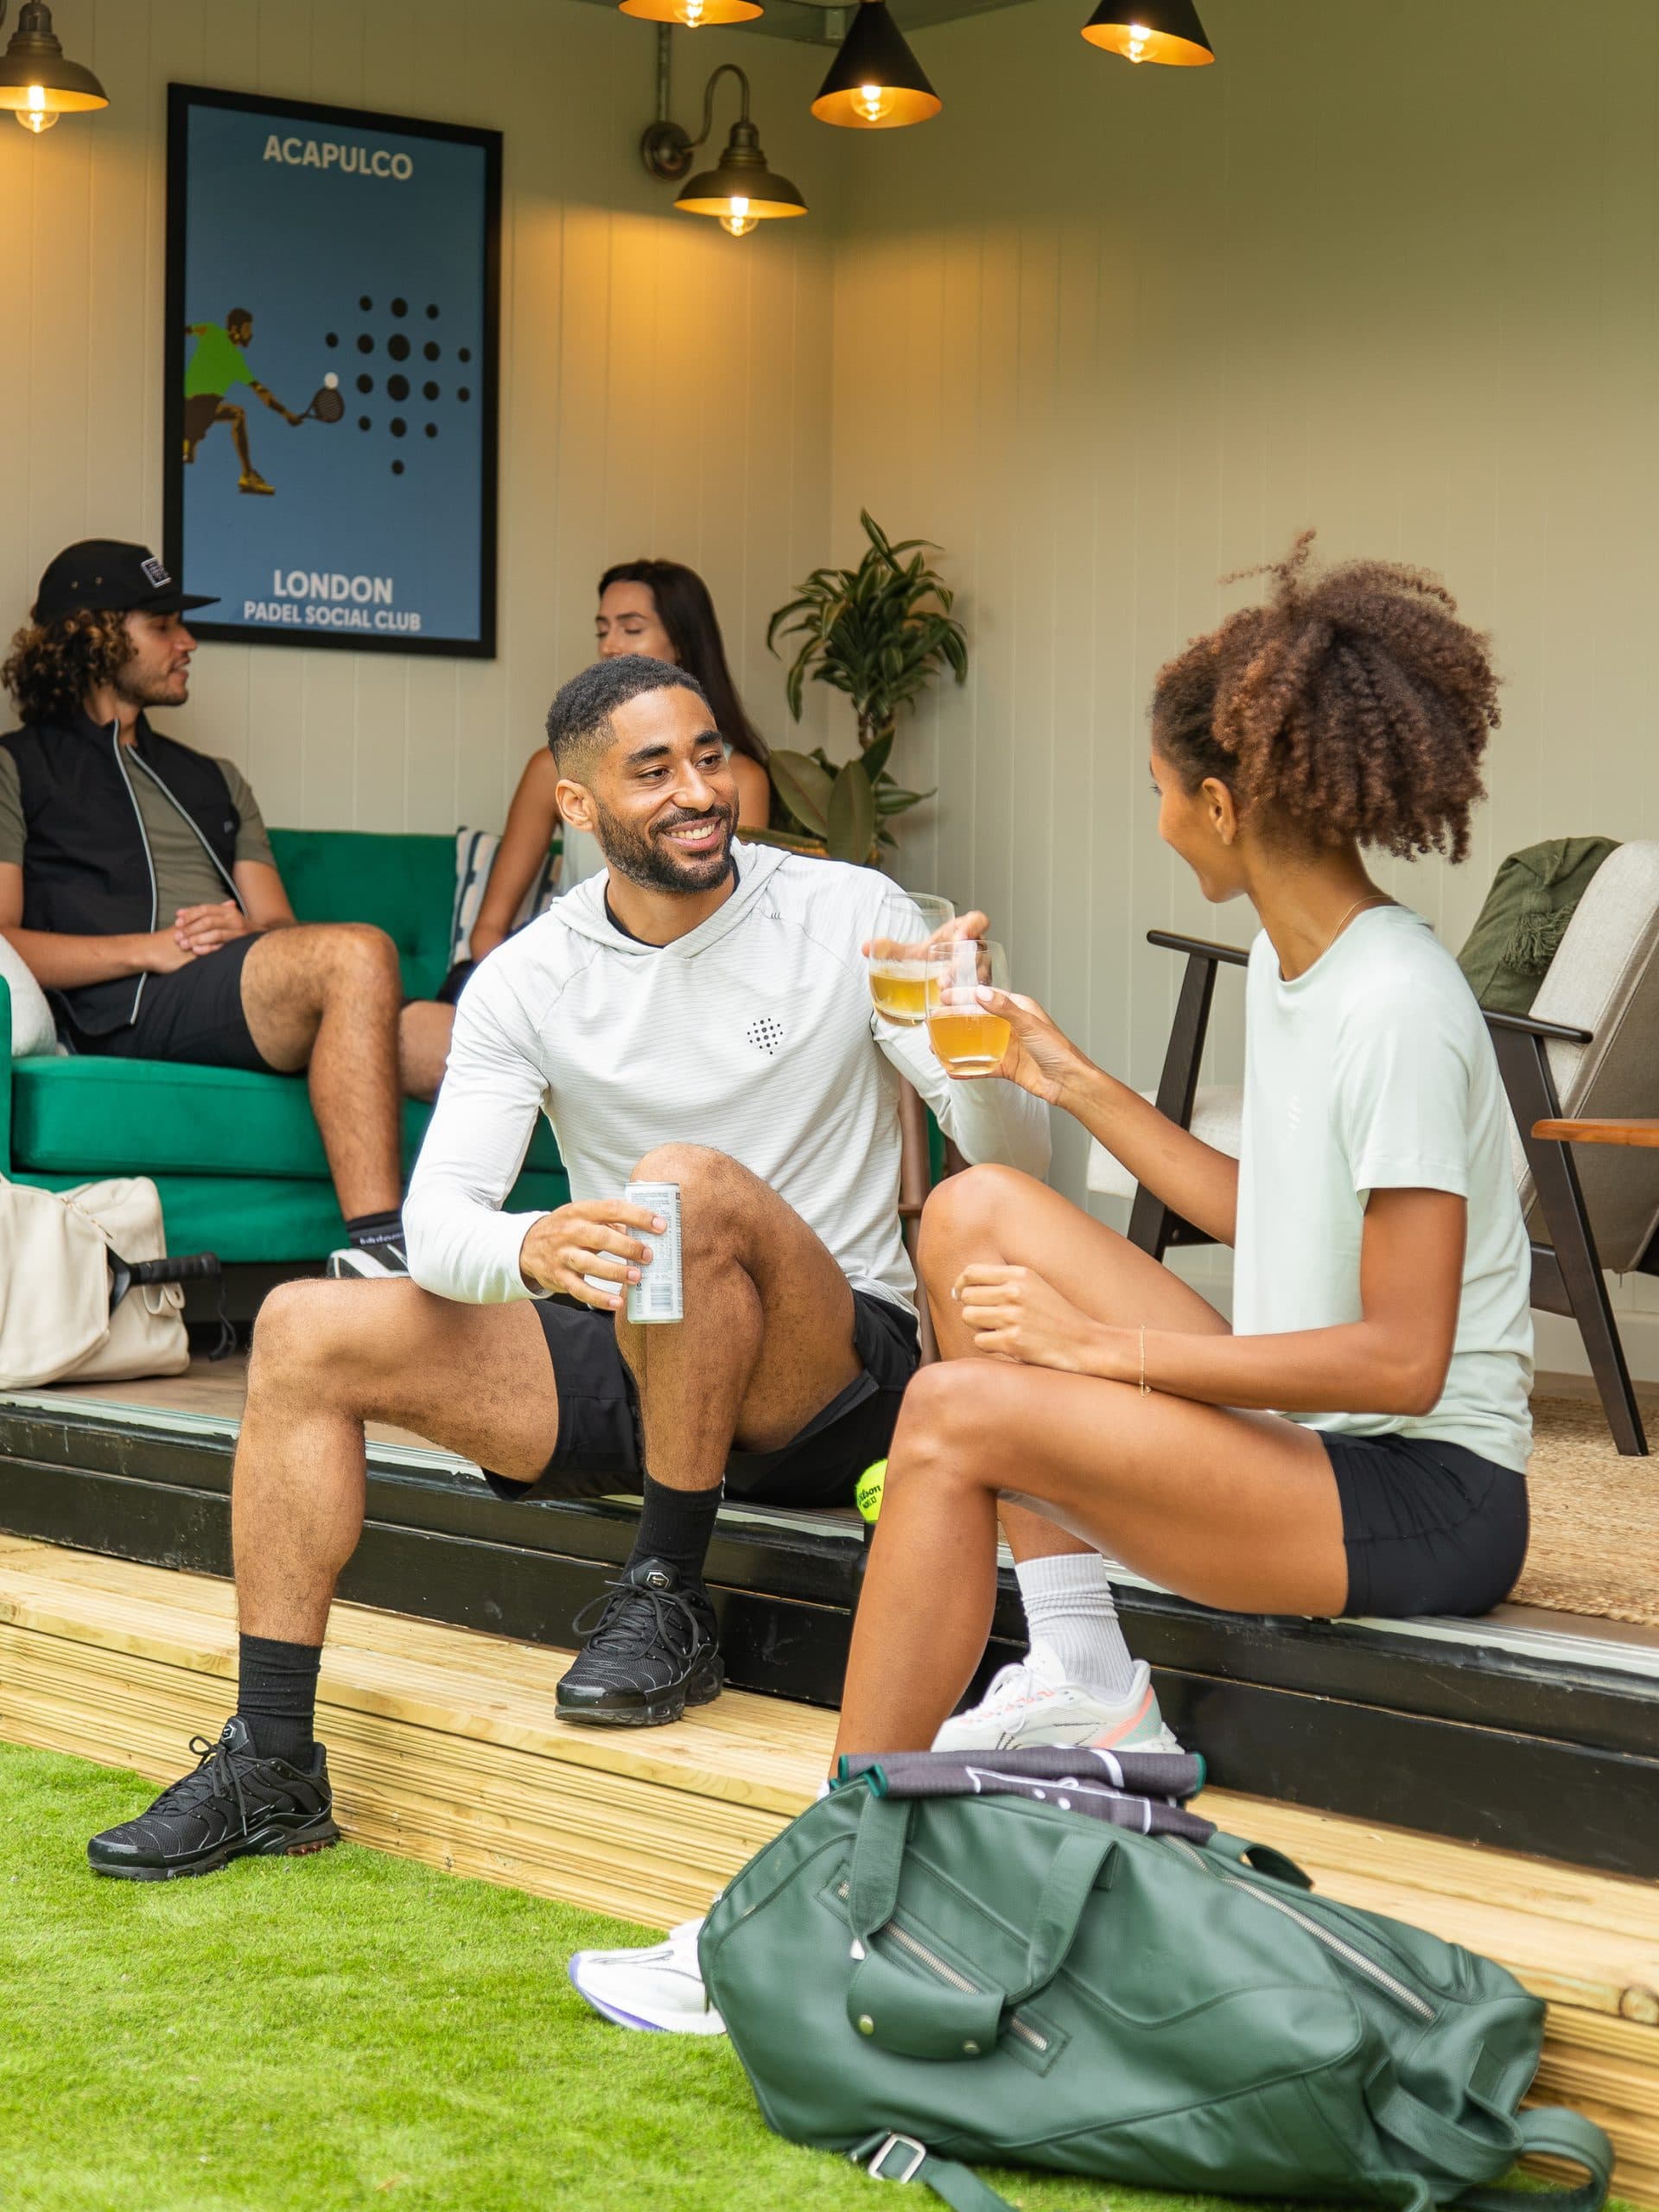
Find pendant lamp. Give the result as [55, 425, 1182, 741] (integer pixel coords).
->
[619, 0, 762, 29]
[811, 0, 939, 130]
[0, 1, 108, 133]
[1081, 0, 1214, 66]
[643, 63, 806, 237]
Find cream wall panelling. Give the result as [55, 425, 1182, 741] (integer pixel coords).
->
[0, 0, 839, 850]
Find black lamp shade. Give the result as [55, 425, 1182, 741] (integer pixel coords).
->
[812, 0, 940, 130]
[1080, 0, 1214, 65]
[0, 2, 109, 119]
[676, 117, 807, 232]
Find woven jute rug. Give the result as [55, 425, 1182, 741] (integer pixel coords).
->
[1511, 1392, 1659, 1629]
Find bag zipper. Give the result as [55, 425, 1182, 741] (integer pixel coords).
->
[1166, 1841, 1433, 2022]
[836, 1881, 1049, 2053]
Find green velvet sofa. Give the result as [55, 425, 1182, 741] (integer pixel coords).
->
[0, 828, 568, 1262]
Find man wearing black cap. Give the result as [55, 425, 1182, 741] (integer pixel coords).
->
[0, 540, 413, 1276]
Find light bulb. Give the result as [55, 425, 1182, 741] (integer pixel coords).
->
[17, 86, 59, 132]
[682, 0, 706, 23]
[720, 196, 755, 237]
[1125, 22, 1151, 60]
[855, 82, 888, 123]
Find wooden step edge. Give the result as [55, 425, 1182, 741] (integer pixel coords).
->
[0, 1604, 821, 1816]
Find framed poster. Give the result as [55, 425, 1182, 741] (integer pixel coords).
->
[163, 85, 500, 658]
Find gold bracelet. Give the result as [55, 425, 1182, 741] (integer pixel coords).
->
[1139, 1323, 1149, 1398]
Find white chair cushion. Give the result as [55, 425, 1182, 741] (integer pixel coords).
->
[1087, 1084, 1243, 1198]
[0, 934, 60, 1058]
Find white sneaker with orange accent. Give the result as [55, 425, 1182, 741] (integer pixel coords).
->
[931, 1650, 1183, 1757]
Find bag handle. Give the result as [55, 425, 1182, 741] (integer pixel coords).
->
[845, 1792, 1115, 2059]
[1369, 2077, 1611, 2212]
[849, 1790, 1116, 1991]
[1454, 2110, 1613, 2212]
[1204, 1830, 1314, 1890]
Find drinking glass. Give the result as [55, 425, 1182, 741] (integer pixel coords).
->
[868, 890, 954, 1027]
[925, 938, 1012, 1074]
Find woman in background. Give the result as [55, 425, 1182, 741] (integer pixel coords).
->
[403, 561, 772, 1095]
[466, 560, 769, 971]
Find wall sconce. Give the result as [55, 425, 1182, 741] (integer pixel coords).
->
[0, 1, 108, 133]
[642, 48, 806, 237]
[1081, 1, 1214, 65]
[811, 0, 940, 130]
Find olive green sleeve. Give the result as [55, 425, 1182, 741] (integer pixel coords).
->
[0, 751, 25, 868]
[217, 758, 276, 868]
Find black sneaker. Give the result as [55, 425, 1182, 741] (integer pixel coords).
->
[86, 1717, 339, 1881]
[556, 1559, 723, 1728]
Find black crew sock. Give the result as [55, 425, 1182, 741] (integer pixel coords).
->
[237, 1633, 323, 1768]
[345, 1208, 404, 1254]
[627, 1476, 722, 1591]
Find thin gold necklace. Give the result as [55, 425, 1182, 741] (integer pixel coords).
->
[1325, 891, 1392, 955]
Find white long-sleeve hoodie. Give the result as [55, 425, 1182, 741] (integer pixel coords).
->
[404, 842, 1052, 1314]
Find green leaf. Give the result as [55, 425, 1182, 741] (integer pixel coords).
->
[861, 728, 895, 779]
[768, 749, 835, 837]
[874, 784, 931, 816]
[827, 758, 877, 865]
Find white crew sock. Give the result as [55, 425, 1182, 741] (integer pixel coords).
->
[1014, 1550, 1138, 1701]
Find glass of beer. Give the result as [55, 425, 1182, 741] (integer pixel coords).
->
[868, 891, 954, 1027]
[926, 938, 1012, 1074]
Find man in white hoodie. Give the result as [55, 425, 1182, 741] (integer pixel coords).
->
[86, 652, 1049, 1882]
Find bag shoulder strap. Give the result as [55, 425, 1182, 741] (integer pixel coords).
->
[850, 2134, 1019, 2210]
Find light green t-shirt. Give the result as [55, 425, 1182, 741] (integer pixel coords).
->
[1232, 904, 1534, 1474]
[0, 746, 275, 918]
[183, 324, 255, 399]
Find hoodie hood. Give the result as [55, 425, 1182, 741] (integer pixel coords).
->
[552, 838, 790, 959]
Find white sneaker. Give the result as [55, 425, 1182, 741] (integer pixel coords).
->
[325, 1240, 410, 1281]
[932, 1650, 1185, 1757]
[568, 1917, 726, 2036]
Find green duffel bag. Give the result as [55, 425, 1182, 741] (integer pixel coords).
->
[700, 1777, 1613, 2212]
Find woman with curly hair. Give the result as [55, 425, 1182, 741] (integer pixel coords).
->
[833, 532, 1533, 1763]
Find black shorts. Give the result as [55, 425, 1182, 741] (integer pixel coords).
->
[1323, 1431, 1529, 1618]
[183, 391, 226, 444]
[484, 1287, 921, 1510]
[62, 934, 273, 1073]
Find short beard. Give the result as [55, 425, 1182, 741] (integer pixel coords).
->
[593, 797, 734, 894]
[115, 658, 188, 711]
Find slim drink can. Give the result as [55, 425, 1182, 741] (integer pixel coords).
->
[625, 1180, 683, 1324]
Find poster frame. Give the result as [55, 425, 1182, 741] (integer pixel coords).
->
[162, 81, 502, 660]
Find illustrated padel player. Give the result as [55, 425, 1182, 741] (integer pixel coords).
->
[181, 307, 309, 495]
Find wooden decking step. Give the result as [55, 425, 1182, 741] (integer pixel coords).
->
[1, 1537, 1654, 2206]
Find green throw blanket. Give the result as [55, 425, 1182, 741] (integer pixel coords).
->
[1457, 836, 1619, 1015]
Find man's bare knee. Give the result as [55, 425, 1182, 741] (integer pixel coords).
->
[631, 1142, 756, 1253]
[248, 1279, 413, 1408]
[316, 922, 402, 996]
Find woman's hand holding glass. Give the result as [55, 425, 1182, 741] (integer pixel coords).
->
[934, 976, 1093, 1107]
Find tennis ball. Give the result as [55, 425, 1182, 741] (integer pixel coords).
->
[324, 372, 340, 389]
[855, 1459, 887, 1523]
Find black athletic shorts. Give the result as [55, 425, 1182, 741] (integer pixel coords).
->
[1322, 1431, 1529, 1618]
[483, 1287, 921, 1509]
[61, 934, 273, 1073]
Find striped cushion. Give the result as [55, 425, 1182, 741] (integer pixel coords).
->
[448, 828, 563, 967]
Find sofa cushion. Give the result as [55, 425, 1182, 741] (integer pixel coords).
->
[269, 827, 455, 1001]
[11, 1054, 563, 1183]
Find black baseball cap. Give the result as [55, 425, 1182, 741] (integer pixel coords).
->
[32, 540, 219, 625]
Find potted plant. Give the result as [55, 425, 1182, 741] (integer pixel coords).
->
[758, 511, 969, 866]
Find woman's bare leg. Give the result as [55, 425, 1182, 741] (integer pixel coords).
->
[919, 1165, 1229, 1566]
[836, 1364, 1342, 1758]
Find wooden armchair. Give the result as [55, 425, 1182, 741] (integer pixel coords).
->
[1089, 840, 1659, 1457]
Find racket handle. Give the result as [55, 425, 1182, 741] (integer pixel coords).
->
[124, 1252, 224, 1287]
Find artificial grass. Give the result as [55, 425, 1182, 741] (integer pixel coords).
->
[0, 1739, 1618, 2212]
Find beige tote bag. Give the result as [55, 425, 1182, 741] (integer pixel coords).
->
[0, 1175, 190, 1390]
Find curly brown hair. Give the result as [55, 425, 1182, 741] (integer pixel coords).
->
[3, 608, 134, 730]
[1151, 532, 1500, 862]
